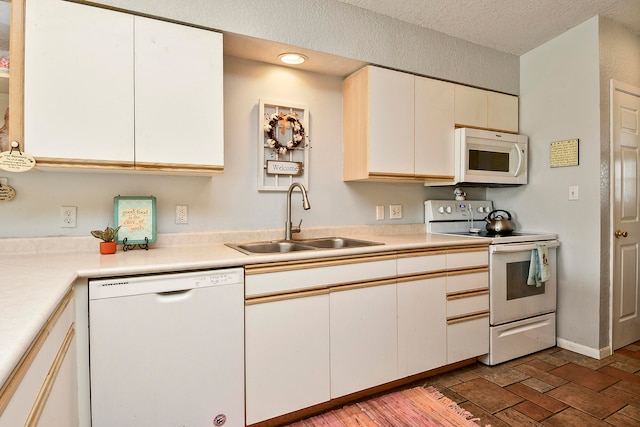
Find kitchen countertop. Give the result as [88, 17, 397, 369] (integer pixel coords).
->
[0, 225, 491, 391]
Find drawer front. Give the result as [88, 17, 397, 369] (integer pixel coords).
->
[447, 292, 489, 318]
[447, 270, 488, 294]
[397, 252, 446, 275]
[447, 249, 488, 269]
[246, 257, 396, 297]
[447, 314, 489, 363]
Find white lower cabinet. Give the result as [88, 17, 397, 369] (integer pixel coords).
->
[244, 255, 396, 422]
[245, 292, 330, 425]
[445, 251, 490, 363]
[244, 246, 489, 422]
[397, 250, 447, 377]
[0, 291, 77, 427]
[397, 275, 447, 377]
[330, 282, 398, 398]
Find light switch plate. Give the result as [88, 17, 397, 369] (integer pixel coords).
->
[568, 185, 579, 201]
[376, 205, 385, 220]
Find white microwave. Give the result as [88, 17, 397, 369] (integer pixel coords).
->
[454, 128, 528, 186]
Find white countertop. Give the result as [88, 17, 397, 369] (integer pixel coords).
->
[0, 226, 490, 389]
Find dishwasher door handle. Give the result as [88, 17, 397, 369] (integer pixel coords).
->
[157, 289, 191, 296]
[155, 289, 193, 302]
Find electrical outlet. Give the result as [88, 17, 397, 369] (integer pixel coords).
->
[176, 205, 188, 224]
[60, 206, 77, 228]
[389, 204, 402, 219]
[376, 205, 385, 220]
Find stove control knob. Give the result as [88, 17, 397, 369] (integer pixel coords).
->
[476, 207, 484, 213]
[445, 206, 452, 214]
[437, 206, 445, 214]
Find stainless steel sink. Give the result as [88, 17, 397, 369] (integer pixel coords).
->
[226, 241, 316, 255]
[226, 237, 383, 255]
[299, 237, 383, 249]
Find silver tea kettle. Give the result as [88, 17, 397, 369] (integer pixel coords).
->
[484, 209, 515, 234]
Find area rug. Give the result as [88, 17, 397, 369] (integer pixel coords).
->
[287, 386, 488, 426]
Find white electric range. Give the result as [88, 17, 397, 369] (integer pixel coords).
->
[425, 200, 559, 365]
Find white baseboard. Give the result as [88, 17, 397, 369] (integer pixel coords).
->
[556, 338, 612, 359]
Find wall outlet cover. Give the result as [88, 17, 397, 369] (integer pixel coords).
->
[60, 206, 77, 228]
[389, 204, 402, 219]
[175, 205, 188, 224]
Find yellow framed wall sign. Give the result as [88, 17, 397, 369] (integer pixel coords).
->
[550, 139, 579, 167]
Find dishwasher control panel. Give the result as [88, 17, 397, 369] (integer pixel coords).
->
[89, 267, 244, 300]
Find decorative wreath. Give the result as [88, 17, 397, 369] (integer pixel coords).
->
[264, 112, 306, 155]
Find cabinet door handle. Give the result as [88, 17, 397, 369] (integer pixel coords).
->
[614, 229, 628, 238]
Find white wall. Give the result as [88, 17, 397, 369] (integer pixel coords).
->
[77, 0, 519, 94]
[489, 17, 602, 352]
[2, 56, 445, 238]
[489, 17, 640, 355]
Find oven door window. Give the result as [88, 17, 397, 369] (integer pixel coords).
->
[489, 244, 557, 326]
[506, 260, 545, 300]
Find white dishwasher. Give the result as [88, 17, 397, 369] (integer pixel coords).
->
[89, 268, 244, 427]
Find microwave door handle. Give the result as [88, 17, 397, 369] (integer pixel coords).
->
[514, 142, 524, 177]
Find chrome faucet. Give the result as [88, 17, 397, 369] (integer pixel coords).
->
[285, 182, 311, 240]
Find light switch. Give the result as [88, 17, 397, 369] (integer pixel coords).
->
[568, 185, 579, 201]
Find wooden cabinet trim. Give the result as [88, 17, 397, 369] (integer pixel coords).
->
[0, 289, 74, 416]
[396, 271, 447, 284]
[446, 245, 489, 254]
[34, 157, 135, 170]
[447, 311, 489, 325]
[134, 162, 223, 174]
[9, 0, 25, 150]
[246, 287, 330, 305]
[446, 288, 489, 300]
[245, 253, 397, 275]
[23, 324, 75, 427]
[447, 266, 489, 276]
[396, 248, 447, 258]
[246, 276, 397, 301]
[329, 277, 396, 293]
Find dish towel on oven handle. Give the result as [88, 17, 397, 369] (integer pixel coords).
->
[527, 243, 550, 287]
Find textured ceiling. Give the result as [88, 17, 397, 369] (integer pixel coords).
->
[334, 0, 640, 55]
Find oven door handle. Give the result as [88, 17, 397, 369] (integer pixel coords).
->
[489, 240, 560, 253]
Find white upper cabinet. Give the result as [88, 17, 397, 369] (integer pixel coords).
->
[453, 85, 487, 130]
[454, 84, 519, 133]
[414, 76, 455, 179]
[24, 0, 223, 174]
[343, 65, 455, 182]
[488, 91, 519, 133]
[134, 17, 223, 171]
[343, 66, 415, 181]
[25, 0, 135, 167]
[367, 66, 415, 176]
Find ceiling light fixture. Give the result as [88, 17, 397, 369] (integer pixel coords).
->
[278, 53, 307, 65]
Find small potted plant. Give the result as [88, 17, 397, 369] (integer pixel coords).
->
[91, 225, 121, 254]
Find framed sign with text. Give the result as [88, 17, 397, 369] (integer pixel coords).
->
[113, 196, 157, 244]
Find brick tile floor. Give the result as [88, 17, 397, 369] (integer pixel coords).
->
[418, 341, 640, 426]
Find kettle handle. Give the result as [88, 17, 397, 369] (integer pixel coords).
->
[486, 209, 512, 220]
